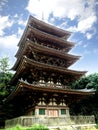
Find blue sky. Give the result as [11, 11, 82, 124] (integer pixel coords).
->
[0, 0, 98, 75]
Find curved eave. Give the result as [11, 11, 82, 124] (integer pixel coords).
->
[18, 25, 74, 50]
[28, 39, 80, 60]
[29, 25, 75, 48]
[18, 24, 30, 47]
[26, 57, 87, 75]
[15, 38, 76, 57]
[12, 39, 80, 71]
[28, 15, 71, 39]
[11, 56, 87, 83]
[5, 80, 95, 102]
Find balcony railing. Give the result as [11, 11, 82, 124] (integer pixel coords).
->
[5, 115, 95, 128]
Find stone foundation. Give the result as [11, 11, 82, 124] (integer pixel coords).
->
[5, 115, 95, 128]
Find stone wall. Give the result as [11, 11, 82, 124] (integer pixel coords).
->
[5, 115, 95, 128]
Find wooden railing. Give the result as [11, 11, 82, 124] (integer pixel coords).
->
[5, 115, 95, 128]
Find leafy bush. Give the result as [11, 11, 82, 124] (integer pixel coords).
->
[26, 124, 49, 130]
[95, 123, 98, 129]
[6, 124, 49, 130]
[6, 125, 23, 130]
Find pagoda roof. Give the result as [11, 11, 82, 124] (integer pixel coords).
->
[11, 56, 87, 84]
[5, 80, 95, 104]
[28, 15, 71, 39]
[18, 25, 75, 52]
[13, 39, 80, 70]
[16, 39, 79, 59]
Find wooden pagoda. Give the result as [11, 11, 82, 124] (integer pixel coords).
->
[5, 15, 94, 119]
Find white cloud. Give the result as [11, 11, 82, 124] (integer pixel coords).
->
[64, 15, 97, 36]
[0, 0, 8, 11]
[0, 15, 13, 36]
[52, 0, 85, 20]
[13, 14, 28, 27]
[0, 14, 27, 68]
[77, 41, 83, 46]
[26, 0, 44, 19]
[17, 27, 24, 37]
[26, 0, 56, 21]
[59, 21, 68, 29]
[26, 0, 96, 21]
[0, 34, 19, 48]
[86, 33, 93, 40]
[17, 18, 27, 26]
[26, 0, 85, 20]
[26, 0, 97, 39]
[77, 15, 97, 33]
[0, 34, 20, 68]
[66, 26, 77, 32]
[13, 14, 18, 18]
[83, 43, 89, 48]
[49, 17, 55, 24]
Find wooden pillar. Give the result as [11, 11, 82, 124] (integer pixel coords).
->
[66, 106, 70, 116]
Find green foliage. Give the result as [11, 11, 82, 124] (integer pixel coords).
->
[95, 122, 98, 129]
[70, 73, 98, 122]
[0, 57, 14, 100]
[71, 73, 98, 90]
[26, 124, 49, 130]
[6, 125, 23, 130]
[0, 57, 9, 73]
[0, 57, 14, 127]
[4, 124, 98, 130]
[71, 76, 89, 89]
[0, 72, 13, 98]
[5, 124, 49, 130]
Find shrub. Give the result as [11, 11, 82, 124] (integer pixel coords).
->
[6, 125, 23, 130]
[6, 124, 49, 130]
[95, 123, 98, 129]
[26, 124, 49, 130]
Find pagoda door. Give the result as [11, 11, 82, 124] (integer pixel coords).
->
[48, 109, 58, 117]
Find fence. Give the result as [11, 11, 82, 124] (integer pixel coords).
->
[5, 115, 95, 128]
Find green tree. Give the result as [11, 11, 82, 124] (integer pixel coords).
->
[0, 57, 14, 127]
[0, 72, 13, 97]
[0, 57, 13, 98]
[70, 73, 98, 122]
[0, 57, 9, 73]
[71, 73, 98, 90]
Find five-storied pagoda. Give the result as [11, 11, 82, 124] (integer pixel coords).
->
[5, 16, 94, 125]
